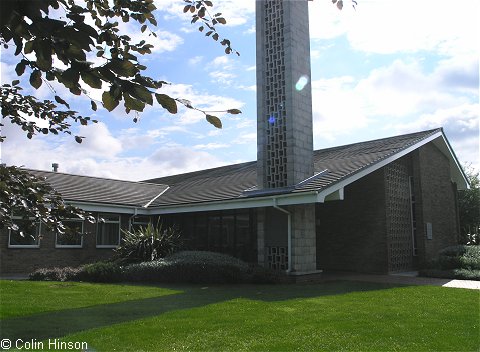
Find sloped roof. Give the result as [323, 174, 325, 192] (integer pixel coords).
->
[145, 128, 443, 206]
[26, 170, 168, 208]
[25, 128, 463, 210]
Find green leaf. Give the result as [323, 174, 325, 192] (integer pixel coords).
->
[155, 94, 177, 114]
[124, 93, 145, 112]
[15, 61, 26, 76]
[106, 59, 137, 77]
[81, 71, 102, 89]
[29, 70, 42, 89]
[129, 84, 153, 105]
[75, 136, 83, 144]
[227, 109, 242, 115]
[12, 80, 20, 86]
[102, 91, 120, 111]
[216, 17, 226, 25]
[91, 100, 97, 111]
[206, 114, 222, 129]
[54, 95, 70, 109]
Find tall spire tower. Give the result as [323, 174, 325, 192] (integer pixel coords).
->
[256, 0, 314, 189]
[256, 0, 318, 274]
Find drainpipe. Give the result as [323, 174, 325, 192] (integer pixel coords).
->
[272, 198, 292, 273]
[128, 208, 139, 231]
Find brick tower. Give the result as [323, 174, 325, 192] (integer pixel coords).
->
[256, 0, 314, 189]
[256, 0, 317, 274]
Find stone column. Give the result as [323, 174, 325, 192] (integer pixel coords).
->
[290, 204, 317, 273]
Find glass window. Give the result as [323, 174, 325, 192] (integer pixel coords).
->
[208, 215, 222, 252]
[56, 219, 83, 248]
[97, 214, 120, 247]
[9, 217, 40, 248]
[222, 214, 235, 255]
[130, 216, 151, 232]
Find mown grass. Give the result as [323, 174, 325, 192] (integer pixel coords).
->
[0, 280, 179, 319]
[1, 280, 478, 351]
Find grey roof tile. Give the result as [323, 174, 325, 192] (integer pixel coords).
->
[25, 170, 169, 207]
[146, 129, 441, 206]
[25, 129, 442, 208]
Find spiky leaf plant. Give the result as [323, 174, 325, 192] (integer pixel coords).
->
[115, 221, 183, 264]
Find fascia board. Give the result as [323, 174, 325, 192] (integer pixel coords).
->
[433, 134, 470, 190]
[316, 131, 444, 202]
[147, 192, 318, 215]
[67, 201, 141, 214]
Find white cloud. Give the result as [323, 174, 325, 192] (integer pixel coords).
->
[156, 83, 244, 125]
[155, 0, 255, 27]
[311, 75, 370, 141]
[308, 0, 479, 57]
[1, 117, 227, 180]
[194, 143, 229, 150]
[188, 55, 204, 66]
[390, 104, 479, 168]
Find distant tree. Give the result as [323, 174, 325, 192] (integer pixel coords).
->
[458, 166, 480, 245]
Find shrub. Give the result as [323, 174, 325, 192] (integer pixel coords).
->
[115, 222, 183, 264]
[78, 261, 123, 283]
[29, 267, 81, 281]
[419, 245, 480, 281]
[419, 268, 480, 281]
[459, 246, 480, 270]
[438, 245, 480, 270]
[124, 251, 251, 284]
[123, 251, 286, 284]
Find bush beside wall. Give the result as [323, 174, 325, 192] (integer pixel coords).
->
[29, 251, 285, 284]
[419, 245, 480, 281]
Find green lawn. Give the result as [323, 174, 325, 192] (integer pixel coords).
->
[0, 280, 478, 351]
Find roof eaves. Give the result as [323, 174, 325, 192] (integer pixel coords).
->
[315, 129, 444, 202]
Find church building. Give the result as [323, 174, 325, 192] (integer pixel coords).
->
[0, 0, 468, 275]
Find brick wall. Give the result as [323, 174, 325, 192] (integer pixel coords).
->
[316, 168, 389, 274]
[0, 213, 130, 275]
[413, 144, 459, 266]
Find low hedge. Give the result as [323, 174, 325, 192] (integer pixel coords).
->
[438, 245, 480, 270]
[419, 268, 480, 281]
[29, 267, 82, 282]
[29, 261, 122, 283]
[29, 251, 285, 284]
[123, 251, 250, 284]
[419, 245, 480, 281]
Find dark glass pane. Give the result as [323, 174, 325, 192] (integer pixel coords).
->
[208, 215, 222, 252]
[97, 223, 120, 246]
[57, 220, 83, 246]
[235, 212, 250, 259]
[222, 214, 235, 255]
[195, 214, 208, 250]
[9, 219, 39, 246]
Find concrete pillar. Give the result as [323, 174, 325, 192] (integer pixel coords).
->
[290, 204, 317, 273]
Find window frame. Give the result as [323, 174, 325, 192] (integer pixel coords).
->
[129, 216, 151, 232]
[55, 219, 84, 249]
[96, 214, 121, 248]
[8, 216, 41, 249]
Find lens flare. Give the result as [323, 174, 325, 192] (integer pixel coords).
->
[268, 115, 276, 125]
[295, 75, 309, 91]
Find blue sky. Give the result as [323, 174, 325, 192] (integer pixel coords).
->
[1, 0, 478, 181]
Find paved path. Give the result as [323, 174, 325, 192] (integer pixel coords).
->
[322, 272, 480, 290]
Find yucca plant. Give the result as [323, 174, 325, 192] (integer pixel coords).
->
[115, 221, 183, 264]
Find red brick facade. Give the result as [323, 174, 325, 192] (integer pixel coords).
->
[0, 213, 131, 274]
[0, 143, 461, 275]
[316, 144, 460, 274]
